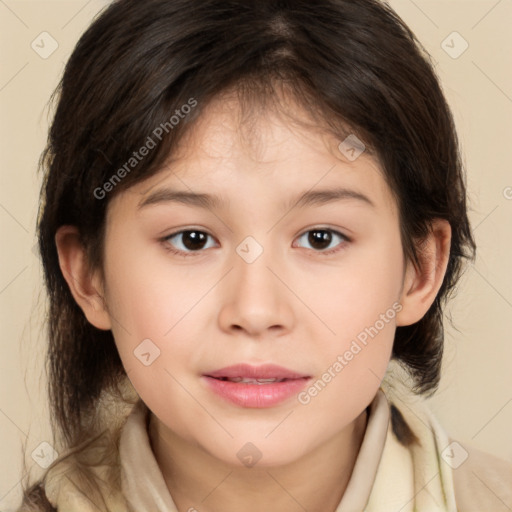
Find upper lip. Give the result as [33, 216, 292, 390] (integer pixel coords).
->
[204, 363, 310, 380]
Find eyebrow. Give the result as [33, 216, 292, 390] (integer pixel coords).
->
[137, 186, 375, 211]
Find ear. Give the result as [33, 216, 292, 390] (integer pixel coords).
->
[396, 219, 451, 326]
[54, 225, 112, 330]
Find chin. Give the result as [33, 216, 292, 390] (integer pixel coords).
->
[205, 436, 311, 470]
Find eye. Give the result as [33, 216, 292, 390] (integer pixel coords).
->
[161, 229, 217, 257]
[161, 227, 350, 258]
[295, 228, 349, 255]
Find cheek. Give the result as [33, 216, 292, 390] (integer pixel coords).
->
[311, 231, 403, 339]
[302, 231, 403, 391]
[104, 236, 204, 336]
[103, 243, 214, 395]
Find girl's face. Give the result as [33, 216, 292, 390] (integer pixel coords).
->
[101, 95, 407, 467]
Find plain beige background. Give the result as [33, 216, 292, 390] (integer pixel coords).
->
[1, 0, 511, 509]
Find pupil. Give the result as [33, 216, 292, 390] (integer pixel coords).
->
[309, 230, 331, 250]
[183, 231, 206, 250]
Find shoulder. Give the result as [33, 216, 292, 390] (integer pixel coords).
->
[450, 439, 512, 512]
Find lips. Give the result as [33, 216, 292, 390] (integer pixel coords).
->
[204, 363, 309, 381]
[216, 377, 288, 384]
[202, 363, 311, 407]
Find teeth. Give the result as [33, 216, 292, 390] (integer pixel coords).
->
[222, 377, 286, 384]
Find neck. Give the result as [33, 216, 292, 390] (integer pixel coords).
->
[149, 408, 368, 512]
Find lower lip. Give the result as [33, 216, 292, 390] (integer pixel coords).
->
[202, 376, 311, 408]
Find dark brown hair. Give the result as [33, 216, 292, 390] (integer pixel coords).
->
[19, 0, 475, 508]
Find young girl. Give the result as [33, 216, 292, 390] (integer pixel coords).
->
[18, 0, 512, 510]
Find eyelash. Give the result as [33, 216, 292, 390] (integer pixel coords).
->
[160, 227, 351, 258]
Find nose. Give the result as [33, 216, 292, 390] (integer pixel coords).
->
[217, 242, 295, 338]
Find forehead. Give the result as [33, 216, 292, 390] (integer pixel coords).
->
[171, 91, 365, 168]
[114, 93, 398, 218]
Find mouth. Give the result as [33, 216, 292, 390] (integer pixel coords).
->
[202, 363, 311, 408]
[203, 362, 310, 381]
[211, 376, 300, 384]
